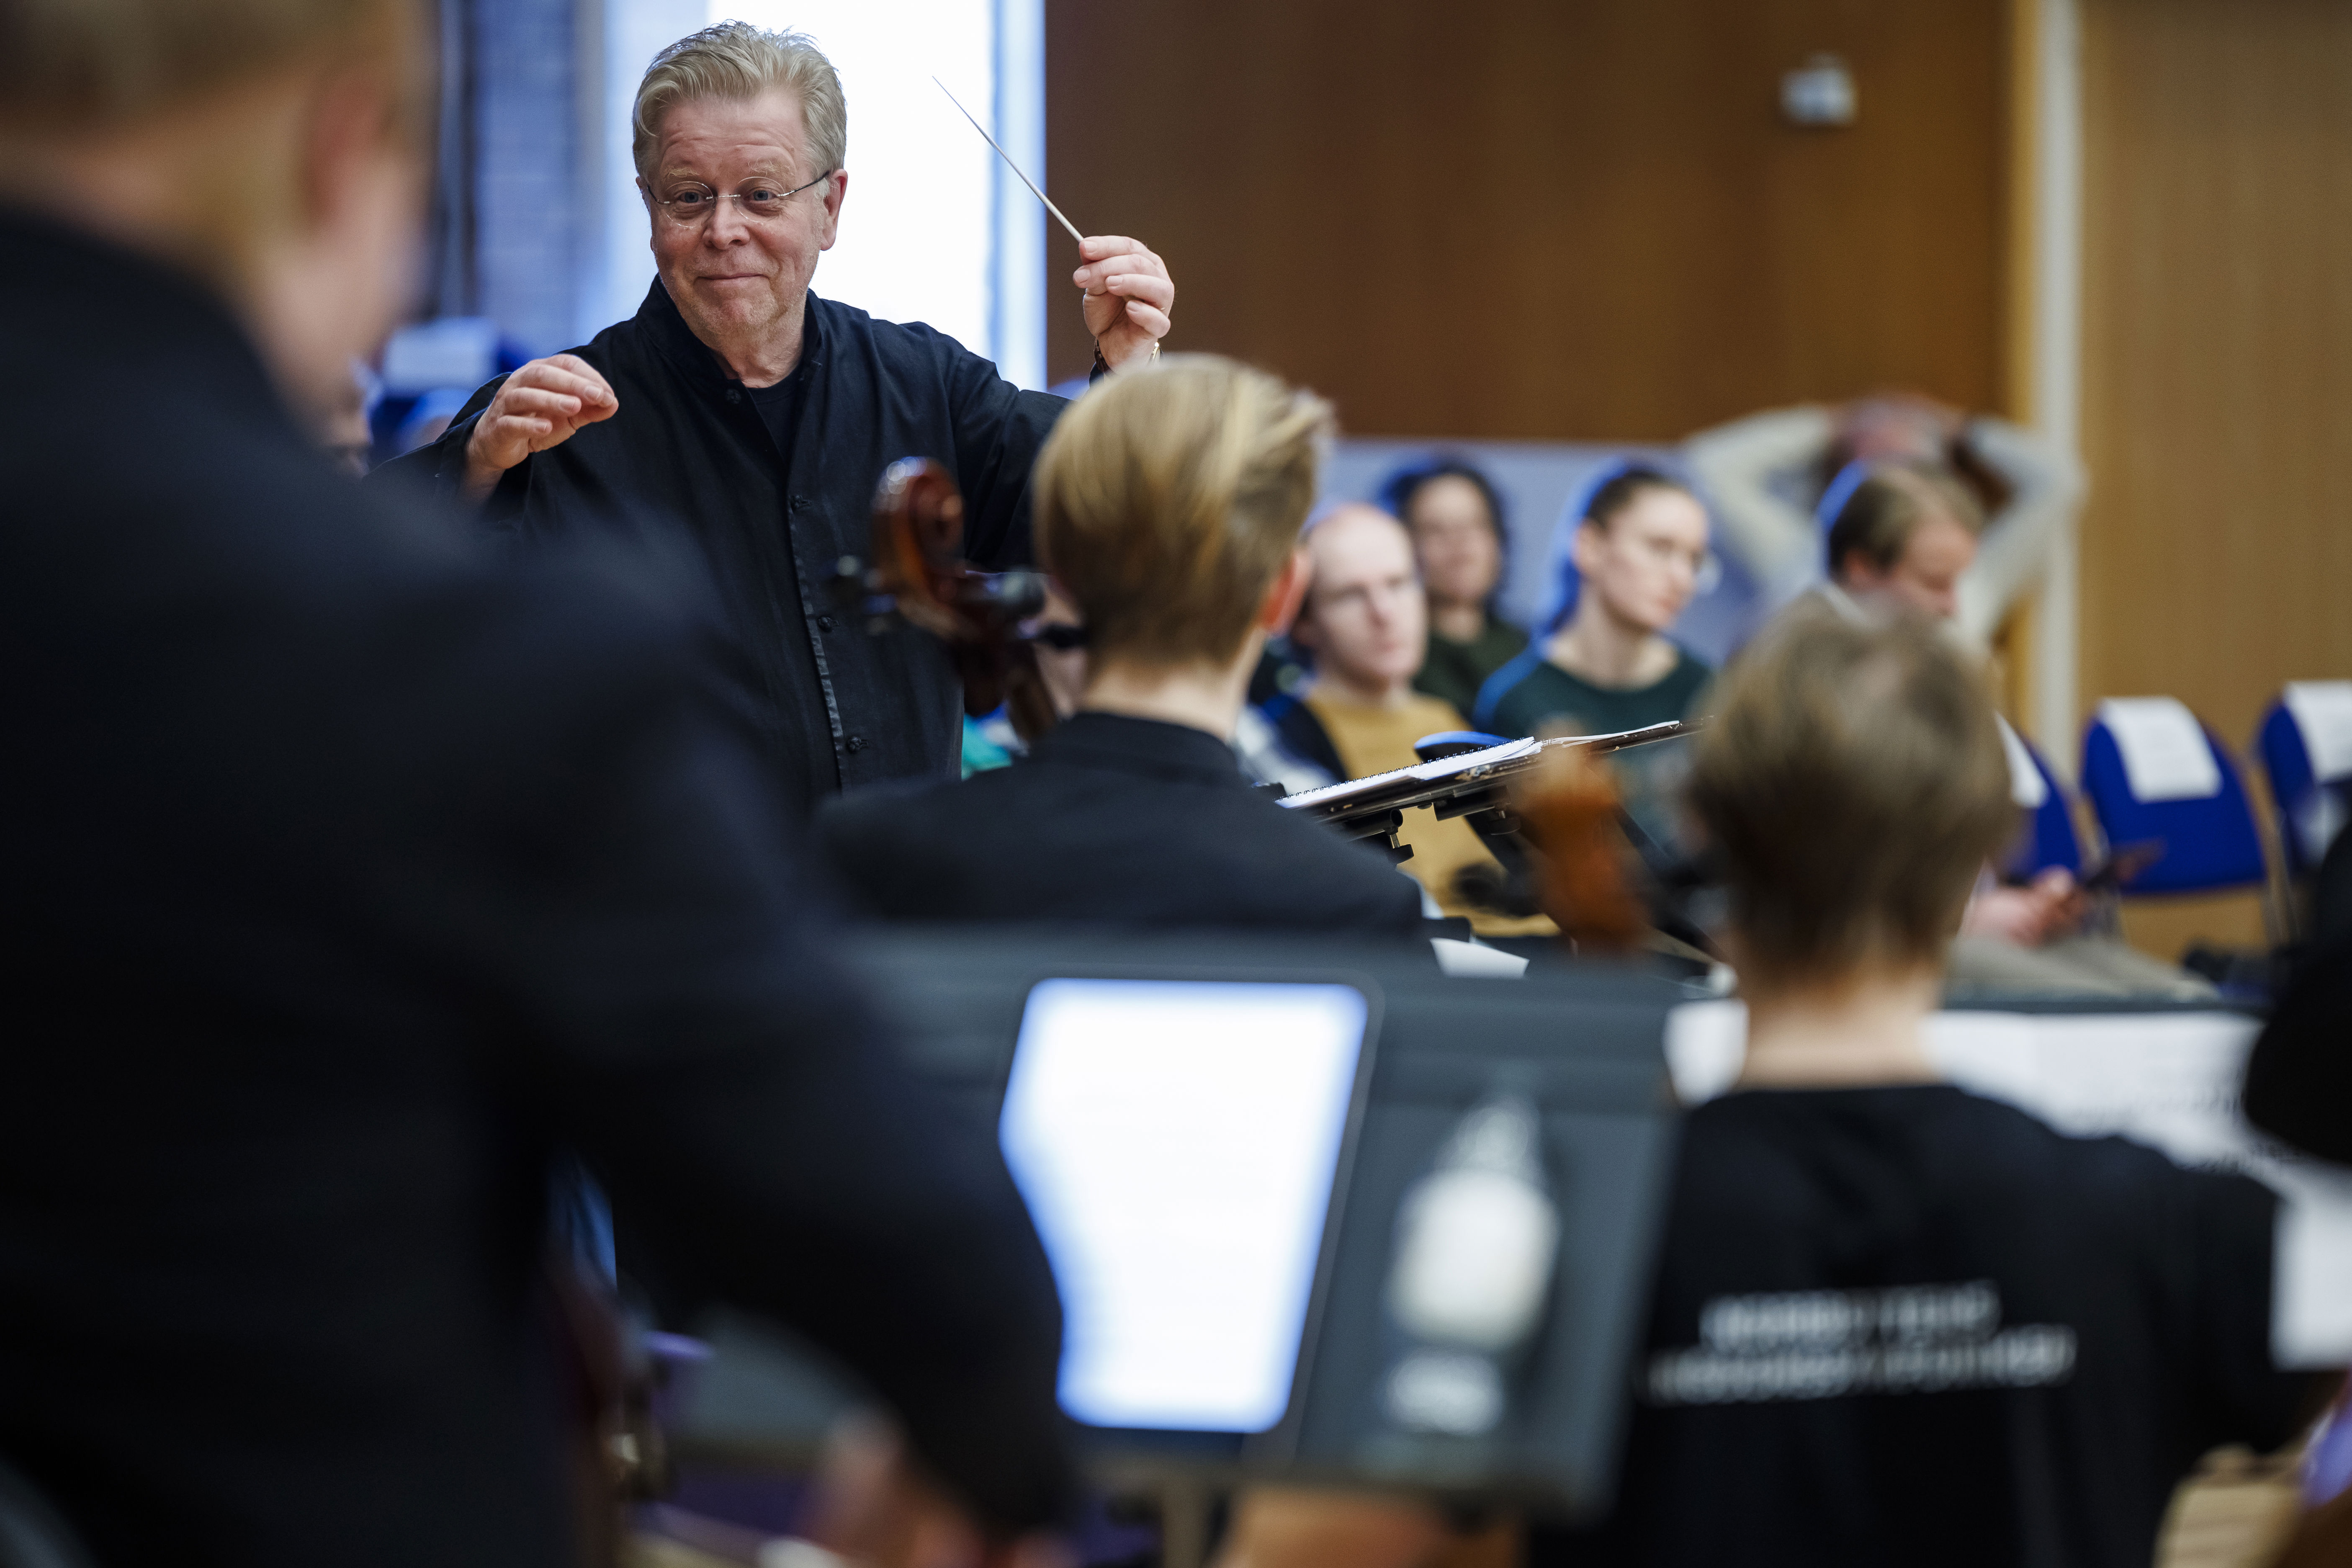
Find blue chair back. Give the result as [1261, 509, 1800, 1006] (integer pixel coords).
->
[2079, 708, 2267, 895]
[2257, 685, 2352, 877]
[2258, 699, 2320, 875]
[2002, 732, 2083, 881]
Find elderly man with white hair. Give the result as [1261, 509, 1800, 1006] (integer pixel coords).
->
[378, 22, 1176, 819]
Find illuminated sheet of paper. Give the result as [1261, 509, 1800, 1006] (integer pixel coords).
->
[2099, 697, 2223, 802]
[2285, 680, 2352, 782]
[1000, 979, 1369, 1431]
[1662, 1002, 2352, 1368]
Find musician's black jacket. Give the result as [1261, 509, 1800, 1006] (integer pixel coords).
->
[2244, 825, 2352, 1165]
[372, 277, 1065, 821]
[815, 711, 1430, 933]
[0, 209, 1068, 1567]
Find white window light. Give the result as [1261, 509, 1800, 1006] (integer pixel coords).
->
[586, 0, 1043, 388]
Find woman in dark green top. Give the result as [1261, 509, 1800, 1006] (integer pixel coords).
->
[1473, 465, 1714, 846]
[1381, 456, 1529, 715]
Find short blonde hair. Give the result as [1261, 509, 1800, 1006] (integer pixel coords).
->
[1686, 614, 2015, 985]
[633, 21, 845, 184]
[0, 0, 412, 130]
[1035, 355, 1333, 668]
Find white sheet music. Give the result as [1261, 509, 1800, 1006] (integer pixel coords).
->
[2285, 680, 2352, 783]
[1000, 979, 1368, 1431]
[2098, 697, 2223, 802]
[1663, 1002, 2352, 1369]
[1277, 736, 1538, 812]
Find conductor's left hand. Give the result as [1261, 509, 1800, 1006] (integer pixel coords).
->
[1074, 236, 1173, 371]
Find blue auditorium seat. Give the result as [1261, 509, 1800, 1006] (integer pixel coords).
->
[2079, 702, 2267, 896]
[2000, 727, 2084, 881]
[2256, 683, 2352, 878]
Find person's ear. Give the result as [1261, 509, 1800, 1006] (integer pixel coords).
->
[817, 169, 847, 252]
[1262, 548, 1312, 638]
[1570, 519, 1607, 578]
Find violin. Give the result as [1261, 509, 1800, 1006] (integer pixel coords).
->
[841, 457, 1061, 743]
[1275, 722, 1708, 956]
[1512, 745, 1649, 955]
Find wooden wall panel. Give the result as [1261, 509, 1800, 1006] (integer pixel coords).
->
[1045, 0, 2009, 440]
[2079, 0, 2352, 955]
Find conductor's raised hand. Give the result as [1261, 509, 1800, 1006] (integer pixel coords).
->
[460, 353, 617, 499]
[1073, 236, 1173, 371]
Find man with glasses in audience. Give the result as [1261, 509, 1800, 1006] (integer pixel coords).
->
[377, 22, 1175, 820]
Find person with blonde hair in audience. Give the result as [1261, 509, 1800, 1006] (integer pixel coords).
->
[817, 355, 1428, 936]
[1526, 614, 2327, 1568]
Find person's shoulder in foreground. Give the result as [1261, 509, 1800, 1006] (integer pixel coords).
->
[2, 60, 1068, 1563]
[816, 709, 1426, 935]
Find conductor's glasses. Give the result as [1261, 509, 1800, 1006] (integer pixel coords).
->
[653, 173, 832, 227]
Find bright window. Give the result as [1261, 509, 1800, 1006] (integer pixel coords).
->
[589, 0, 1044, 388]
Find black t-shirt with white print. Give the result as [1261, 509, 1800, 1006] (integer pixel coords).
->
[1531, 1084, 2314, 1568]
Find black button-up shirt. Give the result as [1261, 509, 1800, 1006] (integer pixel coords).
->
[377, 279, 1065, 819]
[815, 712, 1431, 935]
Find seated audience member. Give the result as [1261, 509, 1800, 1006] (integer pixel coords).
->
[816, 357, 1425, 936]
[1380, 456, 1530, 715]
[1471, 468, 1712, 849]
[1801, 458, 1984, 624]
[1686, 392, 2083, 641]
[1807, 468, 2212, 999]
[1529, 615, 2328, 1568]
[1265, 505, 1551, 934]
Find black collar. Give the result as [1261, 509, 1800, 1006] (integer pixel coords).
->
[1030, 711, 1251, 787]
[636, 275, 828, 391]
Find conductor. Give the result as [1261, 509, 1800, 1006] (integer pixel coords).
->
[376, 22, 1176, 818]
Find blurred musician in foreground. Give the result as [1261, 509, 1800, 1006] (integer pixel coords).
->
[0, 5, 1066, 1565]
[1218, 616, 2313, 1568]
[1529, 615, 2327, 1567]
[2246, 823, 2352, 1167]
[817, 355, 1426, 935]
[373, 21, 1174, 821]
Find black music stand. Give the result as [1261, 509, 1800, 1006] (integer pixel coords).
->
[670, 928, 1685, 1548]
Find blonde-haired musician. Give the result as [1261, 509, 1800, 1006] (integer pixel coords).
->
[817, 354, 1427, 936]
